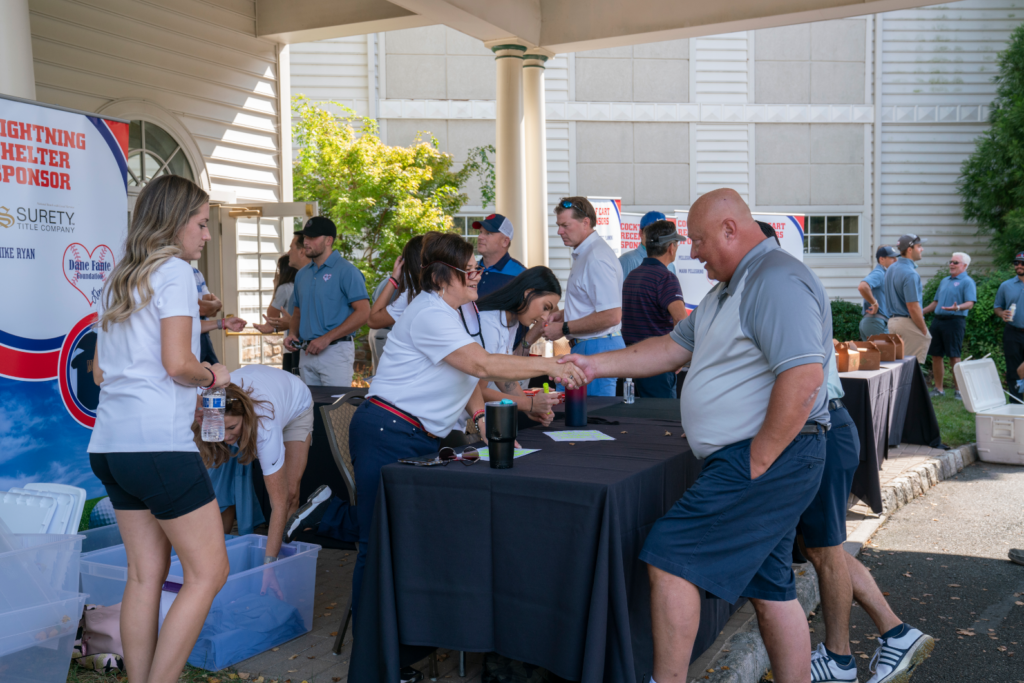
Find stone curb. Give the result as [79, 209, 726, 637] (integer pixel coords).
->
[694, 444, 978, 683]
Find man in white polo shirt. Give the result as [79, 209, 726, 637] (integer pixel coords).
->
[557, 188, 833, 683]
[542, 196, 625, 396]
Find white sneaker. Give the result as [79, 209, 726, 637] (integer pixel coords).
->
[865, 627, 934, 683]
[283, 484, 332, 544]
[811, 643, 859, 682]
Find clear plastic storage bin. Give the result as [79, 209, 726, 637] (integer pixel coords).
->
[0, 591, 87, 683]
[0, 534, 84, 612]
[80, 524, 123, 554]
[80, 535, 319, 670]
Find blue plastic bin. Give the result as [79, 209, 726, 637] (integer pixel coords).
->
[80, 534, 319, 670]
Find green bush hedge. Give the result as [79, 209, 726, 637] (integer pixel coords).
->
[831, 299, 864, 342]
[922, 267, 1013, 379]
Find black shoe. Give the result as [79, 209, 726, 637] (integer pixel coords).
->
[1010, 548, 1024, 566]
[283, 485, 332, 544]
[400, 666, 424, 683]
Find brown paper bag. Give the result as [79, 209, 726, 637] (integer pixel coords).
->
[852, 341, 881, 370]
[834, 340, 860, 373]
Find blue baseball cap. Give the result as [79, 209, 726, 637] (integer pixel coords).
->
[472, 213, 514, 239]
[876, 245, 899, 259]
[640, 211, 666, 229]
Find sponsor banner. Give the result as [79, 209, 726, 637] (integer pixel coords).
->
[673, 212, 805, 309]
[0, 95, 128, 495]
[588, 197, 622, 256]
[621, 212, 682, 253]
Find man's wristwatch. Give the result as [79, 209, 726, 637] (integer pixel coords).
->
[561, 321, 570, 338]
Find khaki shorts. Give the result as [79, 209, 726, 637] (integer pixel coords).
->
[888, 316, 932, 364]
[282, 402, 315, 443]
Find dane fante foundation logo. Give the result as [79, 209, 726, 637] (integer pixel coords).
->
[0, 206, 13, 228]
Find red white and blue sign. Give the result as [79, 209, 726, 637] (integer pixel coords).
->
[0, 95, 127, 495]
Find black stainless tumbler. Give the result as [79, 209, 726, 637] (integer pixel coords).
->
[485, 400, 517, 469]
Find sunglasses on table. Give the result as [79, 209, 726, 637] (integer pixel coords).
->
[398, 447, 481, 467]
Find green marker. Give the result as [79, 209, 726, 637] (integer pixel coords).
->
[543, 383, 550, 393]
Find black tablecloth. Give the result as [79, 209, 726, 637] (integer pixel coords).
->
[251, 386, 353, 548]
[348, 398, 740, 683]
[839, 358, 941, 513]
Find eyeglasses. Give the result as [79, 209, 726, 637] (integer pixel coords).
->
[427, 261, 483, 279]
[438, 446, 480, 466]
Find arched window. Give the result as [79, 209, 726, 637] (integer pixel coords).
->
[127, 120, 195, 187]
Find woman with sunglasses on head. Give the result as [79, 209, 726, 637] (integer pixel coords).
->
[87, 175, 231, 683]
[349, 233, 586, 612]
[368, 234, 425, 329]
[475, 266, 564, 426]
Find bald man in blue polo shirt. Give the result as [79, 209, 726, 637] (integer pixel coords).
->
[557, 188, 831, 683]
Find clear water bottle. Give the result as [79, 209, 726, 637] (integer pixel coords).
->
[201, 387, 226, 442]
[624, 378, 635, 404]
[1011, 303, 1017, 321]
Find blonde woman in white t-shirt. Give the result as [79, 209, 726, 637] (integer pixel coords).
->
[88, 175, 232, 683]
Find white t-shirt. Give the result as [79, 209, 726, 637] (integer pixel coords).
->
[89, 258, 201, 453]
[368, 292, 479, 436]
[385, 290, 411, 322]
[271, 282, 295, 315]
[478, 309, 527, 392]
[565, 231, 623, 338]
[231, 364, 313, 476]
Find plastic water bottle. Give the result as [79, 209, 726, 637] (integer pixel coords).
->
[624, 378, 635, 404]
[1011, 303, 1017, 321]
[202, 387, 226, 442]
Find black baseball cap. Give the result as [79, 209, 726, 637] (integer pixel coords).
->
[876, 245, 899, 259]
[897, 233, 926, 251]
[300, 216, 337, 239]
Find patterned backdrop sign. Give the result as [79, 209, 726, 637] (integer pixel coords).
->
[0, 95, 128, 496]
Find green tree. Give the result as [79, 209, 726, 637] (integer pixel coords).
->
[959, 24, 1024, 265]
[292, 96, 482, 289]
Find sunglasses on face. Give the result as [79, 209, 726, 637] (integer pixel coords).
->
[438, 446, 480, 465]
[427, 261, 483, 279]
[1016, 261, 1024, 267]
[949, 261, 961, 265]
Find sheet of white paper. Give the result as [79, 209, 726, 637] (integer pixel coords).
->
[543, 430, 615, 442]
[475, 447, 539, 461]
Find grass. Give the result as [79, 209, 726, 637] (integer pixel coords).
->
[932, 392, 977, 447]
[79, 497, 103, 532]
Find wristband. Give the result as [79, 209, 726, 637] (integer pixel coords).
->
[217, 318, 224, 330]
[389, 277, 400, 289]
[263, 555, 278, 565]
[472, 409, 485, 422]
[205, 368, 216, 388]
[561, 320, 570, 338]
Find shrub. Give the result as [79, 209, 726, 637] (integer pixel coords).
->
[831, 299, 864, 342]
[923, 267, 1013, 379]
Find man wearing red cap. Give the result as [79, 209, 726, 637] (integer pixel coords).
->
[472, 213, 526, 298]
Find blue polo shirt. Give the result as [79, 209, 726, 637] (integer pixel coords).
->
[861, 264, 890, 318]
[994, 276, 1024, 328]
[291, 250, 368, 340]
[883, 257, 922, 317]
[621, 257, 685, 345]
[620, 244, 676, 279]
[933, 272, 977, 317]
[477, 251, 526, 298]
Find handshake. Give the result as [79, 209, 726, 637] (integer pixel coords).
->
[545, 354, 593, 391]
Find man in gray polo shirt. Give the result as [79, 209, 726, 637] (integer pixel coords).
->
[557, 188, 831, 683]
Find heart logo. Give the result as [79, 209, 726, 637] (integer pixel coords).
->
[63, 243, 115, 306]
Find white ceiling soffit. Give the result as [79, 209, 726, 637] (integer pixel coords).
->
[257, 0, 939, 50]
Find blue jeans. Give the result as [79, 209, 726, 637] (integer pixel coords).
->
[635, 371, 677, 398]
[348, 400, 439, 613]
[573, 335, 626, 396]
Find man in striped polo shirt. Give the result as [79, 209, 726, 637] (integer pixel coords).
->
[621, 219, 688, 398]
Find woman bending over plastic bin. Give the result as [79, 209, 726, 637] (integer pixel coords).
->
[87, 175, 232, 683]
[194, 364, 328, 570]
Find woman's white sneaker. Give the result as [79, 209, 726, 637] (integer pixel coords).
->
[865, 627, 934, 683]
[283, 484, 333, 544]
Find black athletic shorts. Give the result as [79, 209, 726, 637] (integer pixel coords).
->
[89, 451, 216, 521]
[927, 315, 967, 359]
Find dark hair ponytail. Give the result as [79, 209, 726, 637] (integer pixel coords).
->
[477, 266, 562, 324]
[398, 234, 425, 297]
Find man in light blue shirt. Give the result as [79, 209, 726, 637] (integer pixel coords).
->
[619, 211, 676, 279]
[923, 252, 976, 399]
[858, 246, 899, 340]
[884, 234, 931, 363]
[994, 252, 1024, 398]
[284, 216, 370, 386]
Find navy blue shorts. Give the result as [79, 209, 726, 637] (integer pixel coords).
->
[798, 406, 860, 548]
[640, 432, 826, 603]
[89, 451, 216, 521]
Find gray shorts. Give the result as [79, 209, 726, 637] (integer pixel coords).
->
[282, 402, 315, 443]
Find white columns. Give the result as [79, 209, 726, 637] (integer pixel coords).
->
[486, 39, 528, 266]
[0, 0, 36, 100]
[523, 50, 554, 268]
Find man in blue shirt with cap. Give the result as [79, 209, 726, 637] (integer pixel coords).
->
[994, 252, 1024, 398]
[619, 210, 676, 279]
[473, 213, 526, 297]
[884, 234, 931, 364]
[923, 252, 976, 400]
[284, 216, 370, 387]
[858, 246, 899, 340]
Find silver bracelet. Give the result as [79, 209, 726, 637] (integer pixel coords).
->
[263, 555, 278, 565]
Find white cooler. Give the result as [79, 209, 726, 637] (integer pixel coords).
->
[954, 358, 1024, 465]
